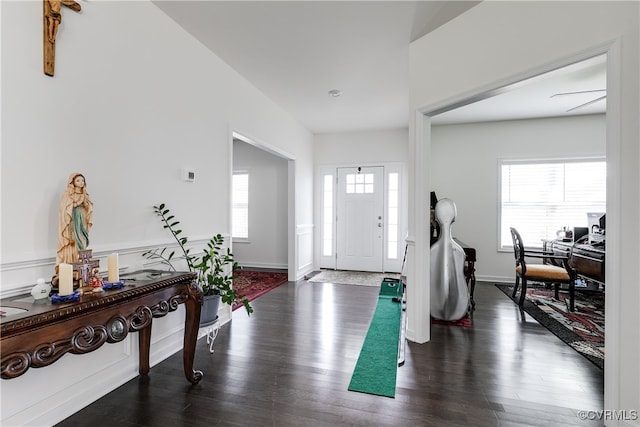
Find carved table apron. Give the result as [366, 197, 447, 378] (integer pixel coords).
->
[1, 270, 202, 383]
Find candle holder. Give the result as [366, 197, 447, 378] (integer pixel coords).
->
[50, 291, 80, 304]
[102, 281, 125, 290]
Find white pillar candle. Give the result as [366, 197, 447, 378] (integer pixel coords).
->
[58, 263, 73, 296]
[107, 253, 119, 282]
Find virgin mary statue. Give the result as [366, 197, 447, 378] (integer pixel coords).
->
[56, 173, 93, 266]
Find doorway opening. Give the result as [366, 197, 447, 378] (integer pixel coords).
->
[231, 131, 296, 281]
[415, 45, 620, 410]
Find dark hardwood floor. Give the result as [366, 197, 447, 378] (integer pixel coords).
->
[56, 280, 604, 427]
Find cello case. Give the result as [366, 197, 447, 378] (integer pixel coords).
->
[430, 198, 470, 321]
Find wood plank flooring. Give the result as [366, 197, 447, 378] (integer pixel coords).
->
[56, 280, 604, 427]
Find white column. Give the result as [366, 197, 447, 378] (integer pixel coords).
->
[405, 112, 431, 343]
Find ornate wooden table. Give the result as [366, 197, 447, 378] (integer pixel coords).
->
[1, 270, 203, 383]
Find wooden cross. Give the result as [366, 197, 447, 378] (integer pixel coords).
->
[43, 0, 81, 76]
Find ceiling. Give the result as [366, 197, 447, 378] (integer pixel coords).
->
[433, 54, 606, 125]
[154, 1, 606, 134]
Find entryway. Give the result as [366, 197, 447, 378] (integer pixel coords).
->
[318, 163, 405, 273]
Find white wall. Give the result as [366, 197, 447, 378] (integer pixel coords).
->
[232, 140, 288, 269]
[314, 128, 408, 165]
[431, 114, 606, 282]
[409, 1, 639, 423]
[314, 129, 409, 166]
[0, 1, 313, 425]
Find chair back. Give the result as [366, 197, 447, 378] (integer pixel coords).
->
[510, 227, 526, 271]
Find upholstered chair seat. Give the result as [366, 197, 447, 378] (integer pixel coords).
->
[510, 227, 577, 312]
[515, 264, 571, 281]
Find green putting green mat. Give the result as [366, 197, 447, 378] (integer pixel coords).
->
[348, 279, 403, 398]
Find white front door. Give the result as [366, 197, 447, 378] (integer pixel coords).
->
[336, 166, 384, 272]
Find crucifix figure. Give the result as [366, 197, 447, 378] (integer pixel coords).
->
[43, 0, 81, 76]
[72, 249, 99, 287]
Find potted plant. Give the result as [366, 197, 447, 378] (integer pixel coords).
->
[143, 203, 253, 325]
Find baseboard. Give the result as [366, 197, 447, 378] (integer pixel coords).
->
[296, 266, 314, 281]
[477, 275, 513, 284]
[236, 261, 288, 270]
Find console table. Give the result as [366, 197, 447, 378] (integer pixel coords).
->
[1, 270, 203, 383]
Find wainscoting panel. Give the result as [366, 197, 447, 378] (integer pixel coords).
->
[1, 314, 189, 426]
[296, 224, 314, 279]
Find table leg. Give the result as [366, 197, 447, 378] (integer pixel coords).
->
[470, 260, 476, 308]
[183, 290, 203, 384]
[138, 323, 151, 376]
[465, 260, 476, 309]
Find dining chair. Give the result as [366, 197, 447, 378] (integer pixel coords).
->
[510, 227, 577, 311]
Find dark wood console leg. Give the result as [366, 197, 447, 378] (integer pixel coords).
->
[470, 271, 476, 309]
[183, 290, 203, 384]
[139, 323, 152, 376]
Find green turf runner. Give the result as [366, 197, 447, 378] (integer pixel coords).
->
[348, 279, 403, 398]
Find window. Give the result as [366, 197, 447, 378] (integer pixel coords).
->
[232, 172, 249, 239]
[499, 158, 606, 248]
[345, 173, 374, 194]
[322, 174, 334, 256]
[387, 172, 399, 259]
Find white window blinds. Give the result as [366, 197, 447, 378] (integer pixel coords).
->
[500, 159, 606, 248]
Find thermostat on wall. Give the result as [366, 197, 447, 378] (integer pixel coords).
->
[183, 169, 195, 182]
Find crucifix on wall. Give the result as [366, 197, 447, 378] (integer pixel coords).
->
[43, 0, 81, 76]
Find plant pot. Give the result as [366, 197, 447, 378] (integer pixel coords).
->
[200, 294, 220, 327]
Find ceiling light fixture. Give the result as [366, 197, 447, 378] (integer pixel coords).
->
[328, 89, 342, 98]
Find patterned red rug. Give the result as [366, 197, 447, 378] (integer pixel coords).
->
[496, 284, 604, 369]
[431, 316, 472, 327]
[232, 270, 288, 311]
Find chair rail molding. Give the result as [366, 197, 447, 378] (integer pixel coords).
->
[0, 237, 220, 297]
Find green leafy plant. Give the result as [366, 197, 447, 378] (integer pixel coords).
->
[143, 203, 253, 315]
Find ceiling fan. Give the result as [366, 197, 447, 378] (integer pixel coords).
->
[551, 89, 607, 112]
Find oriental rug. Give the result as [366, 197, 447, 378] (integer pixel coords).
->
[496, 284, 604, 369]
[232, 270, 288, 311]
[348, 278, 403, 398]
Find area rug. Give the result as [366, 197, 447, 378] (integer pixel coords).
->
[495, 284, 604, 369]
[432, 316, 472, 328]
[232, 270, 288, 311]
[309, 270, 401, 287]
[348, 278, 403, 398]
